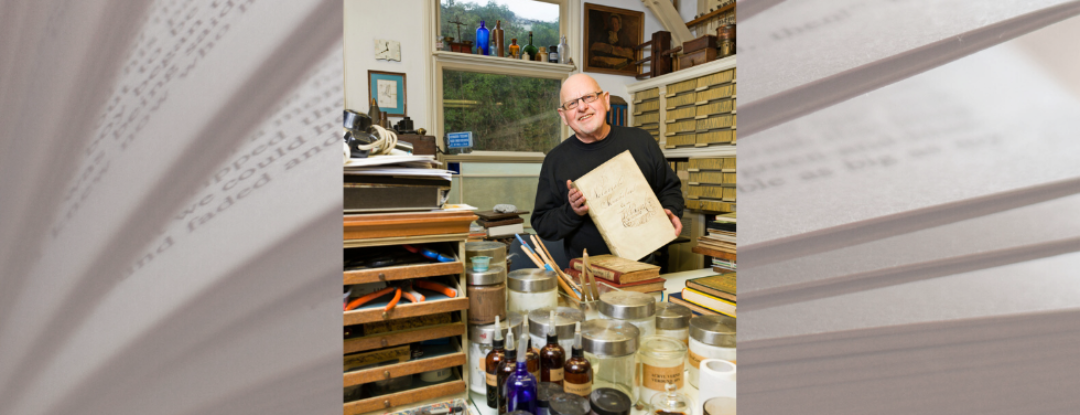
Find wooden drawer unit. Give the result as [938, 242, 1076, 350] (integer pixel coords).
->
[343, 210, 475, 414]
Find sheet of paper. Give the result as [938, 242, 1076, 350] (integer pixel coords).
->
[739, 0, 1080, 135]
[741, 249, 1080, 342]
[740, 193, 1080, 309]
[738, 42, 1080, 264]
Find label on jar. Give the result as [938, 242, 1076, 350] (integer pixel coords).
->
[689, 349, 705, 369]
[643, 363, 684, 391]
[564, 380, 592, 396]
[547, 368, 564, 382]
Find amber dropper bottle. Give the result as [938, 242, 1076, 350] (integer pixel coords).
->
[562, 322, 593, 397]
[497, 329, 518, 414]
[484, 315, 508, 409]
[540, 310, 566, 385]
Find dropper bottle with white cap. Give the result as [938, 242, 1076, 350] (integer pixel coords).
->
[497, 329, 517, 414]
[562, 321, 593, 397]
[540, 309, 566, 385]
[506, 324, 539, 413]
[484, 315, 509, 409]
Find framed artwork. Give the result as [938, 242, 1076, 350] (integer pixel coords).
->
[583, 3, 644, 77]
[368, 70, 407, 117]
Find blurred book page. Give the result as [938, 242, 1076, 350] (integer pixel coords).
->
[739, 0, 1080, 135]
[739, 42, 1080, 263]
[741, 249, 1080, 342]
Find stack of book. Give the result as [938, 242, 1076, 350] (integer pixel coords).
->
[705, 213, 736, 272]
[474, 210, 529, 238]
[565, 255, 665, 295]
[668, 273, 736, 318]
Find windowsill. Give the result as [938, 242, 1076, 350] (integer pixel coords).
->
[433, 51, 577, 76]
[442, 150, 547, 163]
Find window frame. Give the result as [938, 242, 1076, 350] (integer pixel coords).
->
[426, 0, 579, 159]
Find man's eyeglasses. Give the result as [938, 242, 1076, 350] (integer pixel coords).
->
[559, 91, 604, 111]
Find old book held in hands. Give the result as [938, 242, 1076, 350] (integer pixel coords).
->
[572, 150, 676, 260]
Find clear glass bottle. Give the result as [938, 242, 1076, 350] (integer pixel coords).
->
[539, 310, 566, 385]
[557, 35, 570, 64]
[476, 21, 490, 55]
[580, 319, 639, 397]
[508, 269, 559, 314]
[563, 323, 593, 397]
[688, 315, 736, 388]
[598, 291, 656, 344]
[507, 331, 540, 414]
[523, 31, 539, 60]
[636, 337, 687, 406]
[649, 383, 694, 415]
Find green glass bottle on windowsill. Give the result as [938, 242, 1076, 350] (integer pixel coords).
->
[523, 31, 539, 61]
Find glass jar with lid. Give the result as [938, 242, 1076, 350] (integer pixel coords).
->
[636, 336, 687, 405]
[466, 241, 508, 272]
[549, 392, 591, 415]
[688, 315, 736, 388]
[598, 291, 656, 342]
[466, 265, 506, 324]
[654, 303, 692, 346]
[589, 388, 632, 415]
[468, 312, 524, 394]
[508, 269, 559, 314]
[580, 319, 639, 397]
[529, 307, 586, 352]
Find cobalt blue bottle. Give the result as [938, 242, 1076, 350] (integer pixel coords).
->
[476, 21, 490, 55]
[506, 329, 539, 413]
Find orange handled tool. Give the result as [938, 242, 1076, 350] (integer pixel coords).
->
[344, 286, 396, 311]
[384, 287, 403, 312]
[414, 280, 457, 297]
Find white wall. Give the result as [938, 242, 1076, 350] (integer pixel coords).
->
[344, 0, 698, 133]
[344, 0, 430, 131]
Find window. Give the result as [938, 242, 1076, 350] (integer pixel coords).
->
[443, 70, 562, 152]
[440, 0, 561, 50]
[431, 0, 574, 155]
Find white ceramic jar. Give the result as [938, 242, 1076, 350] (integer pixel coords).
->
[688, 315, 736, 388]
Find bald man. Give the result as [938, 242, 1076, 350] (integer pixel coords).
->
[531, 74, 684, 260]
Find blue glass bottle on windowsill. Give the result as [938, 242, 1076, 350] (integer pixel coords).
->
[506, 330, 539, 413]
[476, 21, 490, 55]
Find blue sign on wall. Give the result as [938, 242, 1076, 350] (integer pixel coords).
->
[447, 132, 473, 149]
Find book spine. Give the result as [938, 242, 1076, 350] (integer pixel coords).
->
[568, 260, 622, 284]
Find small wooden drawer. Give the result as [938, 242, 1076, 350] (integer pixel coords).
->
[344, 341, 465, 387]
[344, 374, 467, 415]
[345, 322, 466, 354]
[345, 297, 469, 326]
[345, 211, 477, 242]
[633, 88, 659, 103]
[344, 261, 464, 285]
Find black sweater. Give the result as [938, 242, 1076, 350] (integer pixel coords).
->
[531, 126, 684, 259]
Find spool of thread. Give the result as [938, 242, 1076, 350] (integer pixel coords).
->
[698, 359, 736, 403]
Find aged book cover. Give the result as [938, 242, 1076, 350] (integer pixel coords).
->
[687, 273, 737, 302]
[568, 254, 661, 284]
[572, 150, 676, 260]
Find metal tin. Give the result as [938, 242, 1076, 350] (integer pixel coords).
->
[528, 307, 586, 339]
[550, 392, 590, 415]
[589, 388, 632, 415]
[469, 312, 525, 344]
[467, 265, 506, 286]
[580, 319, 639, 356]
[598, 291, 655, 320]
[466, 241, 507, 264]
[689, 315, 736, 347]
[508, 268, 558, 292]
[655, 302, 692, 330]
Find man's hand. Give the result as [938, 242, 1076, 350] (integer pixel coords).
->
[567, 180, 589, 216]
[665, 209, 682, 237]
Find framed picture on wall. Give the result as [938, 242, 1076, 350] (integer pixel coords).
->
[583, 3, 644, 77]
[368, 70, 407, 117]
